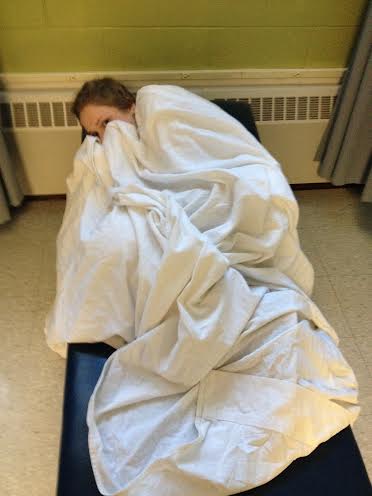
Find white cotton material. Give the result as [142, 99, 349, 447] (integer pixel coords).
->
[45, 85, 360, 495]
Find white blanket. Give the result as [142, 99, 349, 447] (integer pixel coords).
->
[45, 85, 360, 496]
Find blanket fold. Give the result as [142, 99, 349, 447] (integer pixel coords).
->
[45, 85, 359, 495]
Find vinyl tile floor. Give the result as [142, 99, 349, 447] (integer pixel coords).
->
[0, 185, 371, 495]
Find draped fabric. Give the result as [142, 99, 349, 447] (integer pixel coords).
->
[315, 2, 372, 202]
[45, 85, 359, 495]
[0, 130, 23, 224]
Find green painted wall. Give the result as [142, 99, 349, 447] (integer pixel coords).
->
[0, 0, 367, 72]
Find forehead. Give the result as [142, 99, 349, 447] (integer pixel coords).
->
[80, 104, 115, 127]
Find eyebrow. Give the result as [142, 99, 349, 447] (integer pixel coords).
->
[87, 115, 111, 136]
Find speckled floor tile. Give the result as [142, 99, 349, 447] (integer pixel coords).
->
[0, 355, 64, 496]
[0, 323, 65, 496]
[354, 336, 372, 376]
[328, 275, 372, 338]
[0, 234, 44, 298]
[0, 201, 48, 240]
[44, 199, 66, 234]
[309, 223, 372, 277]
[294, 186, 372, 230]
[356, 371, 372, 417]
[311, 276, 352, 337]
[38, 240, 58, 296]
[296, 229, 328, 277]
[338, 337, 368, 378]
[337, 337, 372, 419]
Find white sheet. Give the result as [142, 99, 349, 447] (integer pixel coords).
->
[45, 85, 360, 495]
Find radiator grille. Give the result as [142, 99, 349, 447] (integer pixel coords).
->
[320, 96, 331, 119]
[0, 95, 336, 129]
[274, 97, 284, 121]
[13, 103, 26, 127]
[286, 97, 296, 120]
[52, 102, 66, 126]
[39, 102, 53, 126]
[26, 102, 39, 127]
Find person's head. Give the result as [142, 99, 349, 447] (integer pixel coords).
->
[71, 77, 136, 142]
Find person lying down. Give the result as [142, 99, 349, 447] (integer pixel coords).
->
[45, 78, 360, 496]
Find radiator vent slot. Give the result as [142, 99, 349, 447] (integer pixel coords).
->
[297, 97, 307, 120]
[39, 102, 53, 126]
[309, 96, 319, 119]
[285, 97, 296, 120]
[26, 102, 39, 127]
[250, 98, 261, 122]
[13, 103, 26, 127]
[262, 97, 273, 121]
[52, 102, 65, 126]
[0, 94, 337, 129]
[274, 97, 284, 121]
[320, 96, 331, 119]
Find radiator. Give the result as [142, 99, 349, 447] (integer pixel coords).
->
[0, 70, 341, 195]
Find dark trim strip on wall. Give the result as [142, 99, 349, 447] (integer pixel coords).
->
[24, 194, 67, 201]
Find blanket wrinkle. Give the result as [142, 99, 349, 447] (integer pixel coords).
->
[45, 84, 359, 496]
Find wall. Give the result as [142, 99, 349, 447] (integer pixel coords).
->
[0, 1, 367, 194]
[0, 0, 367, 72]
